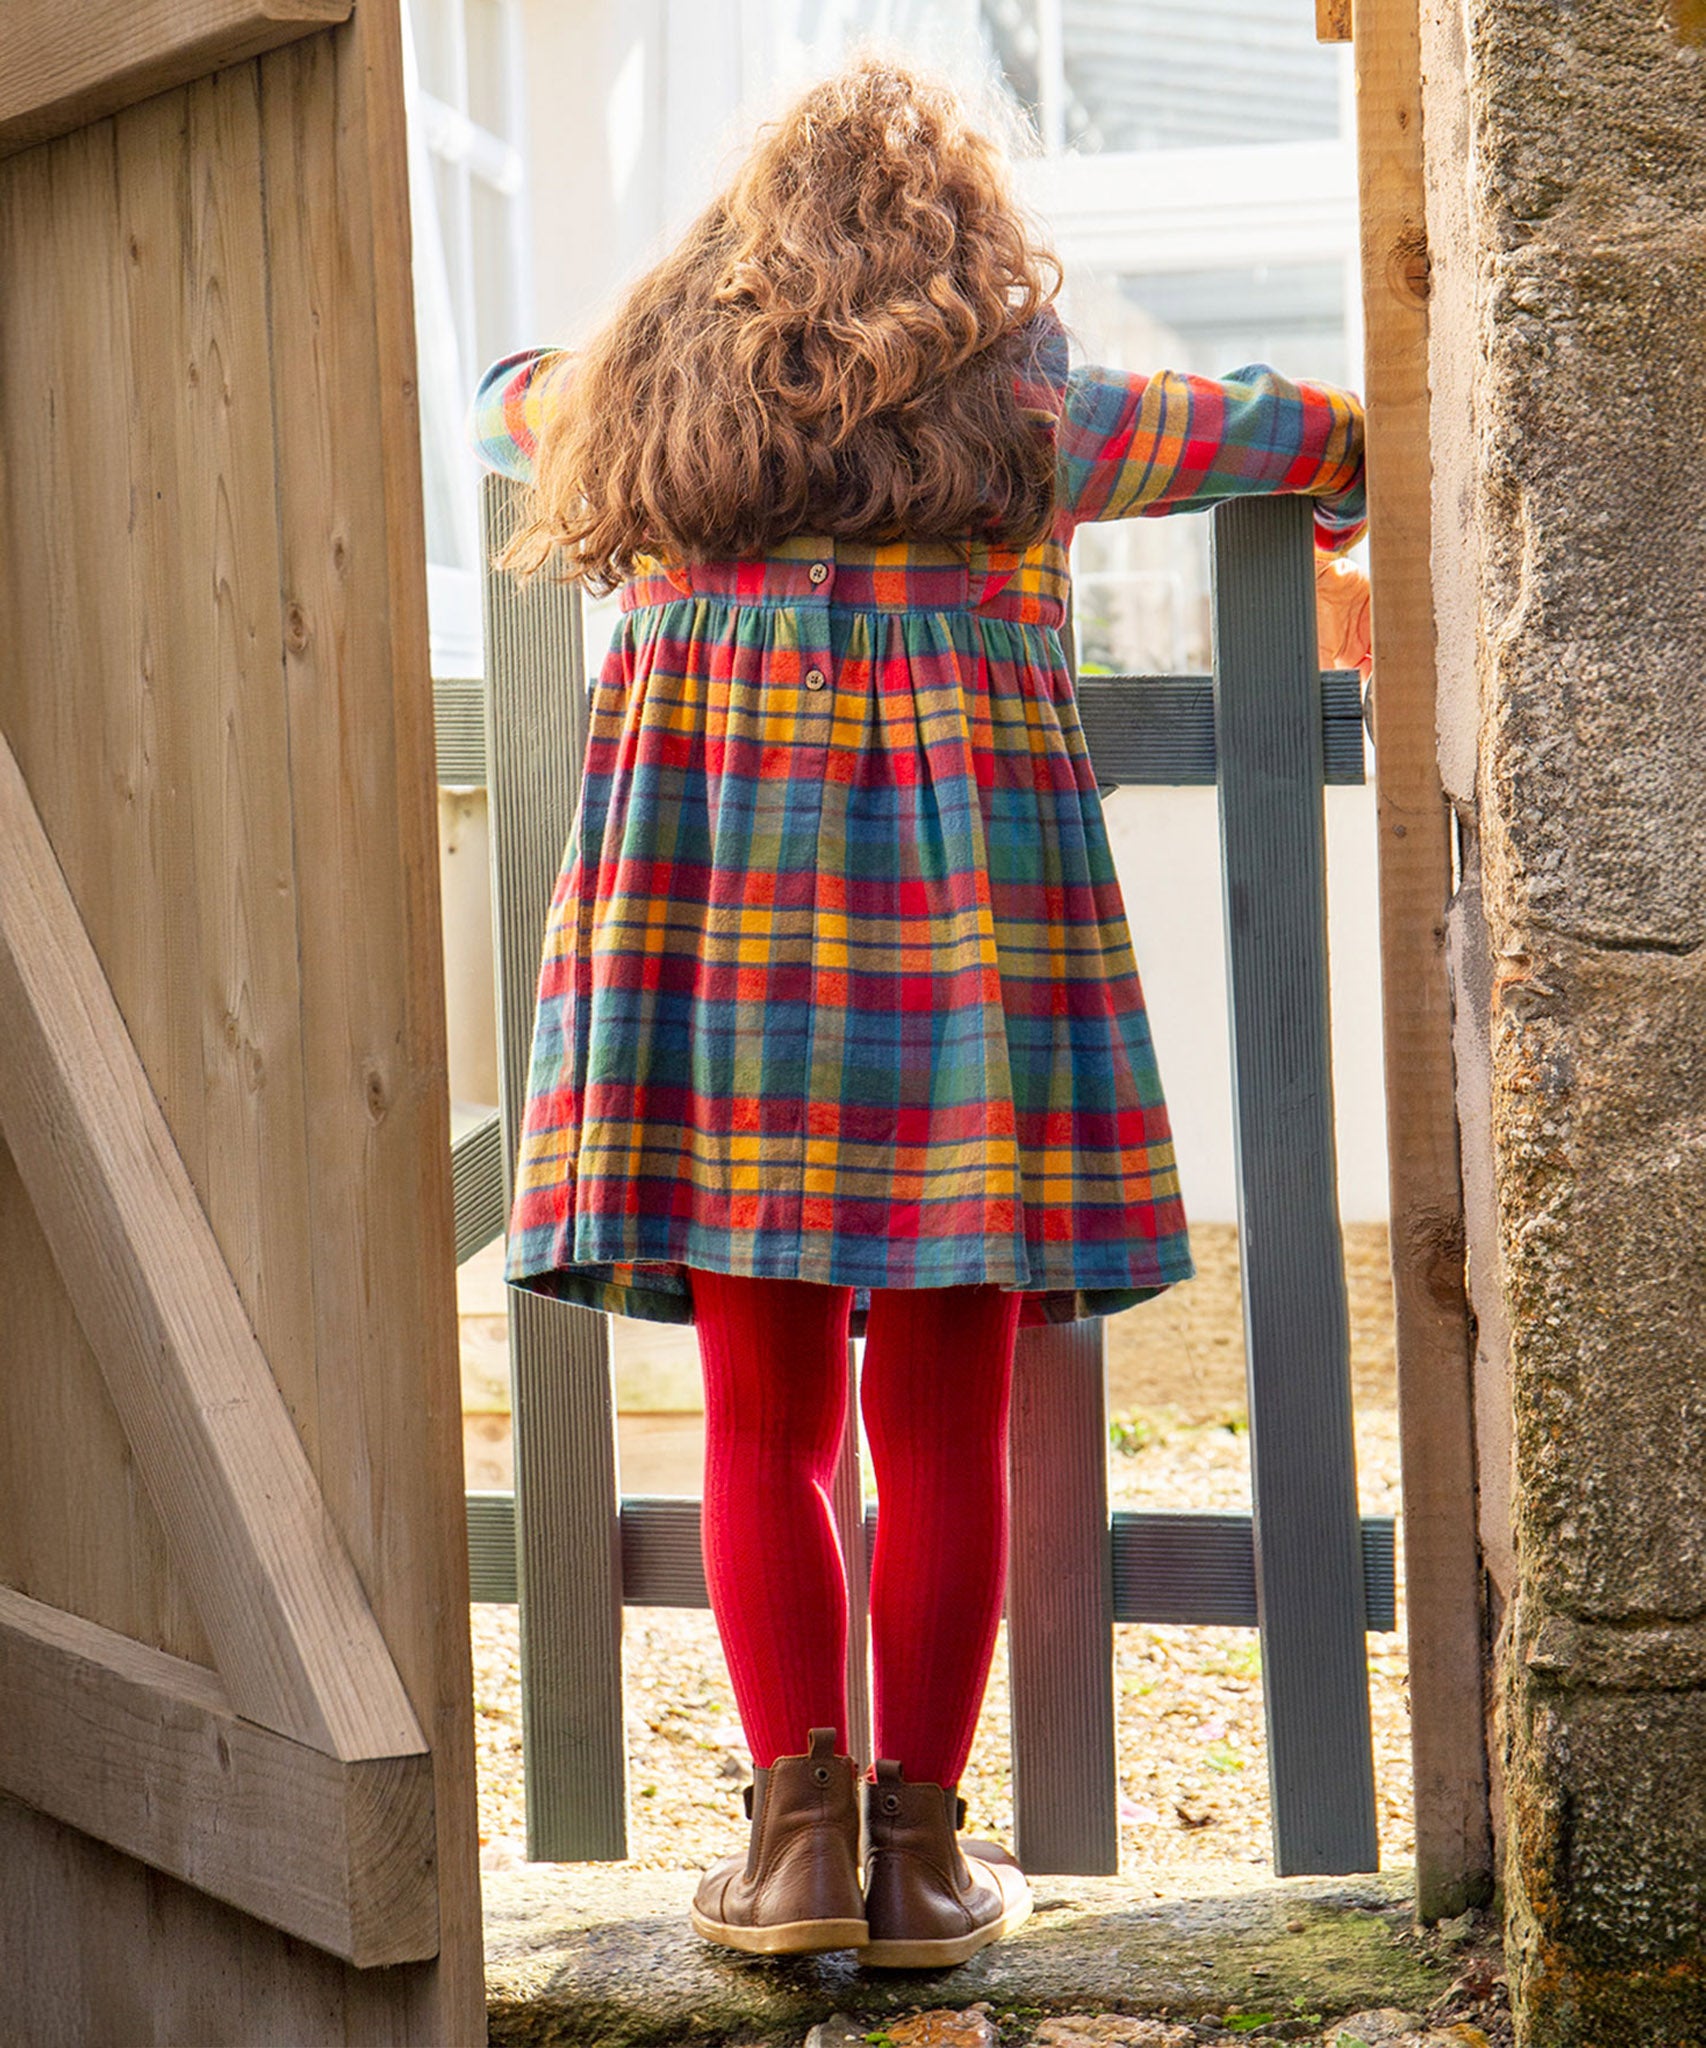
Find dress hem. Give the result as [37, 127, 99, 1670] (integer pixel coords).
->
[503, 1240, 1197, 1333]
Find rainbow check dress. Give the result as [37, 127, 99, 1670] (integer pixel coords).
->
[469, 312, 1366, 1333]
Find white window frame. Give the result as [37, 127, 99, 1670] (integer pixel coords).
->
[403, 0, 534, 678]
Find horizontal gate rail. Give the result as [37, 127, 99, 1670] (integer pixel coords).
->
[433, 678, 487, 787]
[450, 1106, 505, 1264]
[465, 1489, 1396, 1632]
[1075, 668, 1366, 789]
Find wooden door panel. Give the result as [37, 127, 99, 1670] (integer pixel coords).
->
[0, 1142, 213, 1665]
[0, 4, 482, 2035]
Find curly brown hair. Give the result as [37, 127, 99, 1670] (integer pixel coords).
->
[499, 56, 1063, 589]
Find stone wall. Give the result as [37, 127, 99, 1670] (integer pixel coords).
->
[1424, 2, 1706, 2038]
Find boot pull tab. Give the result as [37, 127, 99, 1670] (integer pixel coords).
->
[742, 1783, 755, 1818]
[873, 1757, 905, 1813]
[955, 1795, 968, 1829]
[806, 1727, 839, 1782]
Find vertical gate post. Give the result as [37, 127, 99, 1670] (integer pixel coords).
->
[1211, 495, 1380, 1874]
[1006, 1318, 1120, 1875]
[833, 1342, 873, 1770]
[482, 475, 628, 1860]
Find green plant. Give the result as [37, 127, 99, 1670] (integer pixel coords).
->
[1225, 2016, 1275, 2033]
[1202, 1639, 1263, 1680]
[1109, 1408, 1160, 1455]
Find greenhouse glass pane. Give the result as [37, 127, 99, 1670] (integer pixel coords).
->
[1067, 262, 1350, 677]
[981, 0, 1343, 152]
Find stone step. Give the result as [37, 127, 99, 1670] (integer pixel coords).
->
[483, 1863, 1457, 2048]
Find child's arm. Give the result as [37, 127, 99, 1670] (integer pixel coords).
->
[1058, 362, 1367, 558]
[466, 347, 575, 482]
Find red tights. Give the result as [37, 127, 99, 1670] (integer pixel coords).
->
[692, 1269, 1022, 1787]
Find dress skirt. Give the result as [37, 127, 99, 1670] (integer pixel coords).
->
[502, 543, 1195, 1333]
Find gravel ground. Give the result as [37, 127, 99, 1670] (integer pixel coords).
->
[472, 1225, 1416, 1893]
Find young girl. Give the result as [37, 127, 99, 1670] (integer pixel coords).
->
[470, 56, 1369, 1969]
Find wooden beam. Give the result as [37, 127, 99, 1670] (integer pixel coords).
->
[0, 1, 350, 158]
[0, 731, 425, 1765]
[1317, 0, 1354, 41]
[1353, 0, 1494, 1916]
[0, 1587, 436, 1966]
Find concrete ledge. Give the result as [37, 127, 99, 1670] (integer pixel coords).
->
[484, 1864, 1455, 2047]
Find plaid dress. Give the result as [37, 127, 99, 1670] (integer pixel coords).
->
[469, 313, 1365, 1331]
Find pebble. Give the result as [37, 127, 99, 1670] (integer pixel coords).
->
[1326, 2011, 1423, 2047]
[803, 2021, 869, 2048]
[883, 2010, 1000, 2047]
[1033, 2017, 1198, 2046]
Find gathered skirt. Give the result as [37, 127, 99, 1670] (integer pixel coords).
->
[503, 559, 1194, 1333]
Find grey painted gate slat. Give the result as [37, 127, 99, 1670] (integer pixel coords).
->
[1005, 1319, 1119, 1876]
[833, 1344, 873, 1769]
[468, 1490, 1397, 1626]
[450, 1108, 505, 1264]
[432, 676, 487, 786]
[1074, 670, 1367, 789]
[1211, 495, 1380, 1877]
[482, 474, 627, 1861]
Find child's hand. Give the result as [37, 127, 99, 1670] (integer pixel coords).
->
[1314, 553, 1373, 681]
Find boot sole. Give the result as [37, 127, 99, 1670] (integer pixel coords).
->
[688, 1905, 869, 1955]
[859, 1890, 1033, 1969]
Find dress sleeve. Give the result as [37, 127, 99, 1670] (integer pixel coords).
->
[1057, 361, 1367, 556]
[466, 346, 575, 483]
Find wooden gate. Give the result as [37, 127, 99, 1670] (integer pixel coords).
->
[458, 483, 1395, 1879]
[0, 5, 483, 2041]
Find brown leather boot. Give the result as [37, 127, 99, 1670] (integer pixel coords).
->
[689, 1727, 868, 1955]
[860, 1759, 1032, 1968]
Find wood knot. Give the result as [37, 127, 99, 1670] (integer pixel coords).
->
[284, 602, 310, 655]
[1404, 1205, 1468, 1313]
[1387, 225, 1431, 309]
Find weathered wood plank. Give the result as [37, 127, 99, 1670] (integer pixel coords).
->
[1353, 0, 1493, 1917]
[0, 0, 350, 157]
[259, 12, 484, 2031]
[0, 1587, 438, 1966]
[115, 70, 324, 1469]
[0, 729, 425, 1764]
[0, 116, 210, 1669]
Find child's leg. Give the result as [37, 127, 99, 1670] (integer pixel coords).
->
[859, 1283, 1024, 1787]
[691, 1267, 854, 1766]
